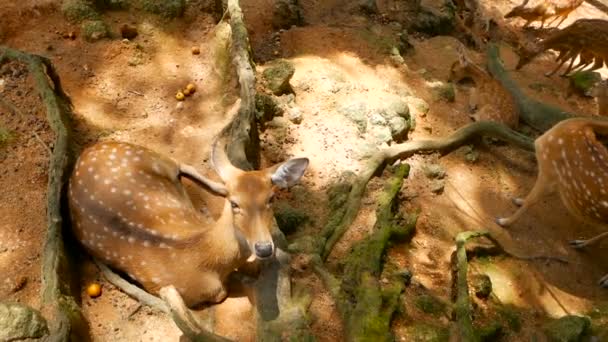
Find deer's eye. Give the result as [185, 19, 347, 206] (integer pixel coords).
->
[230, 200, 239, 209]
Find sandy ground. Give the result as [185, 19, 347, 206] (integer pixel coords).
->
[2, 0, 608, 341]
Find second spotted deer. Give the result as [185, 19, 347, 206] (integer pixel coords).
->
[516, 19, 608, 76]
[68, 138, 309, 307]
[448, 46, 520, 128]
[504, 0, 584, 28]
[496, 118, 608, 287]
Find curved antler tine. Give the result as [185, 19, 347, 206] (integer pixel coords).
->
[211, 136, 241, 182]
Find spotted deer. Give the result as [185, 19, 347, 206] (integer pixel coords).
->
[68, 139, 309, 307]
[448, 46, 520, 128]
[496, 118, 608, 287]
[516, 19, 608, 77]
[504, 0, 584, 28]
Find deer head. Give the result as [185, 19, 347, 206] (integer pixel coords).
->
[210, 138, 309, 260]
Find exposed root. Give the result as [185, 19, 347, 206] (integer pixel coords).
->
[316, 164, 416, 341]
[0, 46, 86, 342]
[321, 121, 534, 259]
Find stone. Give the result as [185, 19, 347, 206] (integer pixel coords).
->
[369, 113, 387, 126]
[471, 274, 492, 299]
[422, 163, 446, 179]
[353, 141, 377, 160]
[0, 302, 48, 341]
[286, 107, 303, 124]
[406, 96, 429, 117]
[430, 180, 445, 194]
[263, 59, 296, 95]
[142, 0, 185, 18]
[543, 315, 590, 342]
[430, 81, 455, 102]
[272, 0, 303, 30]
[388, 116, 408, 140]
[61, 0, 100, 22]
[386, 99, 410, 119]
[372, 126, 393, 145]
[255, 93, 283, 124]
[339, 102, 368, 133]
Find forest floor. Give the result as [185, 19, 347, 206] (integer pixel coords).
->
[2, 0, 608, 341]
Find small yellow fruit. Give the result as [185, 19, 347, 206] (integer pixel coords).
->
[183, 88, 191, 96]
[185, 83, 196, 93]
[87, 283, 102, 298]
[175, 91, 185, 101]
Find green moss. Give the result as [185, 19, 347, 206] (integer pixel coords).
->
[433, 83, 455, 102]
[0, 127, 12, 146]
[496, 304, 521, 332]
[94, 0, 129, 10]
[543, 315, 590, 342]
[141, 0, 185, 18]
[274, 201, 309, 234]
[476, 322, 503, 341]
[568, 71, 601, 96]
[262, 59, 295, 95]
[81, 20, 110, 42]
[408, 323, 450, 342]
[61, 0, 101, 22]
[357, 28, 395, 54]
[415, 294, 447, 316]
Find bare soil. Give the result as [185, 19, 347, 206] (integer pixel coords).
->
[2, 0, 608, 341]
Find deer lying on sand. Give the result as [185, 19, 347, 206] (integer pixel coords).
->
[448, 46, 520, 128]
[504, 0, 584, 29]
[515, 19, 608, 77]
[68, 138, 309, 307]
[496, 118, 608, 287]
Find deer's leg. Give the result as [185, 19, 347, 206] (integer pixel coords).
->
[599, 273, 608, 288]
[560, 55, 578, 76]
[178, 164, 228, 196]
[583, 58, 604, 73]
[496, 166, 554, 227]
[545, 52, 573, 76]
[556, 14, 569, 27]
[546, 15, 560, 26]
[569, 231, 608, 249]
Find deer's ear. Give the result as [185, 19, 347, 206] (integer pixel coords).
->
[269, 158, 309, 189]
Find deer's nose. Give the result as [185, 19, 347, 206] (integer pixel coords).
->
[254, 241, 273, 258]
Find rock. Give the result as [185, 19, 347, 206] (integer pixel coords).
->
[286, 106, 303, 124]
[406, 96, 429, 117]
[568, 71, 602, 97]
[263, 59, 295, 95]
[543, 315, 590, 342]
[396, 269, 412, 285]
[0, 302, 48, 341]
[274, 201, 309, 234]
[422, 163, 446, 179]
[412, 0, 455, 36]
[430, 180, 445, 194]
[272, 0, 303, 30]
[267, 116, 290, 128]
[120, 24, 138, 40]
[353, 141, 377, 160]
[388, 116, 408, 140]
[386, 99, 410, 119]
[255, 93, 283, 125]
[339, 102, 368, 133]
[61, 0, 101, 22]
[142, 0, 185, 18]
[81, 20, 109, 42]
[371, 126, 393, 145]
[369, 113, 387, 126]
[397, 31, 414, 55]
[471, 274, 492, 299]
[463, 145, 479, 163]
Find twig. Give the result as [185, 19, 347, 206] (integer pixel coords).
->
[127, 90, 144, 97]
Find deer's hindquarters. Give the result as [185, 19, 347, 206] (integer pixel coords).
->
[68, 141, 242, 307]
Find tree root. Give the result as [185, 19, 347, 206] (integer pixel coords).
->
[320, 121, 534, 260]
[451, 230, 566, 341]
[315, 164, 416, 342]
[0, 46, 86, 342]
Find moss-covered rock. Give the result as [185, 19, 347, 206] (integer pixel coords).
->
[412, 0, 455, 36]
[81, 20, 110, 42]
[263, 59, 295, 95]
[338, 101, 368, 133]
[422, 163, 446, 180]
[471, 274, 492, 299]
[274, 201, 309, 234]
[415, 294, 447, 316]
[431, 82, 455, 102]
[543, 315, 590, 342]
[141, 0, 185, 18]
[476, 321, 503, 341]
[0, 302, 49, 341]
[61, 0, 101, 22]
[95, 0, 129, 10]
[256, 93, 284, 126]
[568, 71, 602, 97]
